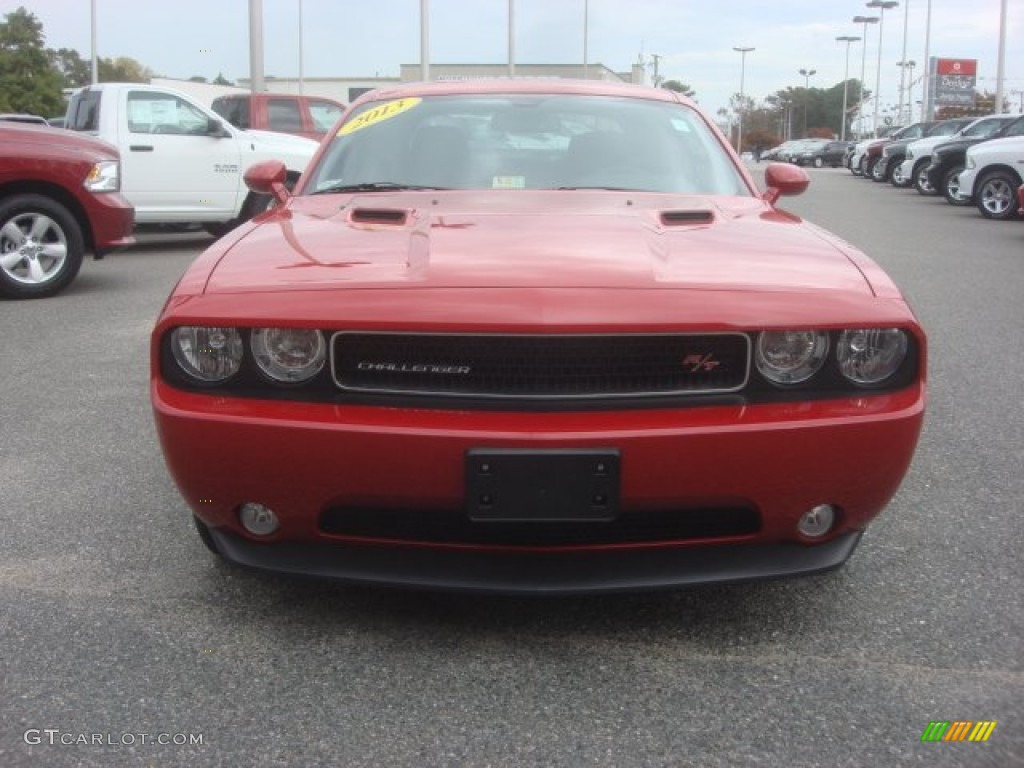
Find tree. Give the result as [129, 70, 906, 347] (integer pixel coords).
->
[51, 47, 90, 89]
[0, 7, 65, 115]
[213, 73, 234, 86]
[98, 56, 155, 83]
[662, 79, 696, 98]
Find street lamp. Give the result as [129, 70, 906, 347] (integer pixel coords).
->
[897, 60, 916, 123]
[852, 15, 879, 137]
[836, 36, 861, 141]
[896, 0, 910, 128]
[866, 1, 898, 136]
[798, 67, 816, 137]
[733, 46, 754, 153]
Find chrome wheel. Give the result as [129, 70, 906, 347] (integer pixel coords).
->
[913, 162, 935, 195]
[0, 195, 84, 299]
[976, 172, 1020, 220]
[943, 166, 971, 206]
[0, 212, 68, 286]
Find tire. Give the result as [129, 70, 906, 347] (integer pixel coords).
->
[851, 156, 863, 176]
[942, 165, 971, 206]
[892, 159, 909, 188]
[0, 194, 85, 299]
[813, 156, 824, 168]
[193, 516, 222, 555]
[975, 170, 1022, 221]
[870, 157, 887, 182]
[913, 160, 936, 195]
[864, 156, 879, 179]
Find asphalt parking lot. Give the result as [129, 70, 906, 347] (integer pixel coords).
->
[1, 169, 1022, 767]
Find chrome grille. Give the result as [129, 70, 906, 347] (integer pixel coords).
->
[331, 332, 750, 400]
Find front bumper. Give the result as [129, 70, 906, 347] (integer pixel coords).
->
[154, 378, 924, 591]
[210, 527, 864, 595]
[957, 166, 980, 198]
[86, 191, 135, 256]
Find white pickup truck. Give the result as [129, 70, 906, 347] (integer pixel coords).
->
[958, 135, 1024, 221]
[64, 83, 319, 234]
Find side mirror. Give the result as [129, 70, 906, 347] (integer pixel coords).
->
[244, 160, 292, 207]
[206, 118, 230, 138]
[762, 162, 810, 205]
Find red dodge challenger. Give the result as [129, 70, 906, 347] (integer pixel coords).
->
[151, 80, 926, 594]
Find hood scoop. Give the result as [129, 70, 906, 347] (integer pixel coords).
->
[348, 207, 410, 226]
[660, 210, 714, 226]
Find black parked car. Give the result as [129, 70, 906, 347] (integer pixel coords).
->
[793, 140, 852, 168]
[925, 115, 1024, 205]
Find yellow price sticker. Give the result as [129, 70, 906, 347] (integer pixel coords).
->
[339, 97, 422, 136]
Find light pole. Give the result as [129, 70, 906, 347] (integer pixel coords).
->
[836, 36, 861, 141]
[896, 0, 910, 128]
[852, 15, 879, 137]
[866, 1, 898, 136]
[897, 60, 916, 122]
[733, 46, 754, 153]
[798, 67, 816, 137]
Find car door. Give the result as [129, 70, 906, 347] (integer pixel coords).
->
[120, 89, 241, 221]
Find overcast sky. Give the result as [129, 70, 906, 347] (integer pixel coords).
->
[5, 0, 1021, 116]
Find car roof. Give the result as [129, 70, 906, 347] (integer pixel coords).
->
[350, 78, 690, 109]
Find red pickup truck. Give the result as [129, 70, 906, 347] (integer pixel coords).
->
[0, 123, 134, 298]
[211, 93, 345, 141]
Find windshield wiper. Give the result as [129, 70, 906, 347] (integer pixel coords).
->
[312, 181, 450, 195]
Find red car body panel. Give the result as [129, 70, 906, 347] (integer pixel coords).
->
[0, 123, 134, 254]
[151, 80, 925, 593]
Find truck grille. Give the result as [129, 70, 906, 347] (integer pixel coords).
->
[331, 332, 750, 400]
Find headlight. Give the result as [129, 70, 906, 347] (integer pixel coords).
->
[251, 328, 326, 383]
[836, 329, 908, 385]
[84, 161, 120, 192]
[755, 330, 829, 385]
[171, 326, 243, 382]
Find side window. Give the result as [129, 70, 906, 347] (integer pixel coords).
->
[127, 92, 210, 135]
[309, 100, 343, 132]
[268, 98, 303, 132]
[1005, 120, 1024, 138]
[68, 91, 101, 131]
[212, 98, 250, 130]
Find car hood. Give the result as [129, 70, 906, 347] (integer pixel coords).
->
[205, 192, 876, 296]
[907, 135, 961, 155]
[4, 124, 119, 158]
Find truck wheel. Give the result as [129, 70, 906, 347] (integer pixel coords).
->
[942, 165, 971, 206]
[975, 170, 1022, 220]
[0, 194, 85, 299]
[913, 161, 936, 195]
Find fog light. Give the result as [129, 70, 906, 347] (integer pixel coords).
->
[797, 504, 836, 538]
[238, 503, 279, 536]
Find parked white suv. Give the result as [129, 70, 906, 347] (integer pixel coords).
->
[65, 83, 319, 235]
[957, 135, 1024, 220]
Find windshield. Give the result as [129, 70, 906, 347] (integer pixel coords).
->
[305, 93, 749, 196]
[962, 117, 1014, 138]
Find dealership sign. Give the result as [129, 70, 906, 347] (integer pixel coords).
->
[931, 58, 977, 107]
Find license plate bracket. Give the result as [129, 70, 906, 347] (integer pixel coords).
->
[466, 449, 620, 522]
